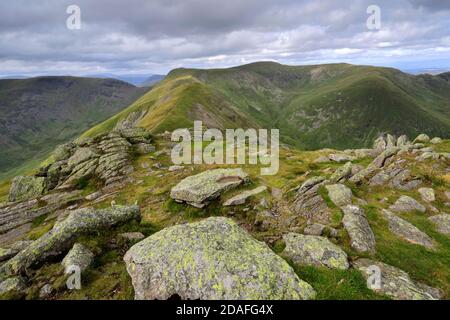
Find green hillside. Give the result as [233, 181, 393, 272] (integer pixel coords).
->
[0, 77, 147, 180]
[82, 62, 450, 149]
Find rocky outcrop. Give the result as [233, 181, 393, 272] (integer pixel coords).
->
[381, 210, 434, 249]
[8, 176, 46, 202]
[325, 184, 352, 207]
[282, 233, 349, 269]
[124, 217, 316, 300]
[0, 205, 140, 277]
[428, 214, 450, 236]
[389, 196, 426, 213]
[223, 186, 267, 206]
[61, 243, 94, 274]
[170, 168, 249, 208]
[329, 162, 353, 183]
[341, 205, 376, 253]
[292, 177, 331, 224]
[353, 259, 441, 300]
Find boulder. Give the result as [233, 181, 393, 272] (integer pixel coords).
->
[373, 136, 387, 151]
[329, 162, 353, 183]
[292, 177, 331, 224]
[396, 135, 409, 147]
[282, 233, 349, 269]
[341, 205, 376, 253]
[418, 188, 435, 202]
[389, 195, 426, 213]
[325, 184, 352, 207]
[0, 205, 140, 276]
[381, 210, 434, 249]
[170, 169, 249, 208]
[314, 155, 330, 163]
[430, 137, 442, 144]
[353, 259, 441, 300]
[386, 134, 396, 148]
[8, 176, 46, 202]
[223, 186, 267, 206]
[119, 232, 146, 242]
[328, 154, 355, 163]
[61, 243, 94, 274]
[0, 276, 26, 297]
[124, 217, 316, 300]
[428, 214, 450, 236]
[413, 134, 430, 143]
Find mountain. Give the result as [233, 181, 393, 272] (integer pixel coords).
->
[138, 75, 166, 87]
[0, 76, 147, 179]
[81, 62, 450, 149]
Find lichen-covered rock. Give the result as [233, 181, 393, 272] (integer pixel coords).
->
[0, 276, 26, 297]
[119, 232, 145, 242]
[353, 259, 441, 300]
[372, 147, 399, 168]
[329, 162, 353, 183]
[418, 188, 435, 202]
[386, 134, 396, 148]
[373, 136, 387, 151]
[282, 233, 349, 269]
[328, 154, 355, 163]
[303, 223, 325, 236]
[8, 176, 46, 202]
[39, 284, 54, 299]
[254, 210, 277, 231]
[292, 177, 331, 224]
[341, 205, 376, 253]
[430, 137, 442, 144]
[67, 147, 99, 168]
[0, 205, 140, 276]
[223, 186, 267, 206]
[53, 143, 74, 162]
[389, 195, 426, 213]
[135, 143, 155, 155]
[381, 210, 434, 249]
[170, 168, 249, 208]
[428, 214, 450, 236]
[396, 135, 409, 147]
[0, 248, 15, 262]
[124, 217, 316, 300]
[61, 243, 94, 274]
[413, 134, 430, 143]
[325, 184, 352, 207]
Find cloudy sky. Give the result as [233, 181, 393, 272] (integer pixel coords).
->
[0, 0, 450, 77]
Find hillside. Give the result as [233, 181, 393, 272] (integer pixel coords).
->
[81, 62, 450, 150]
[0, 77, 147, 180]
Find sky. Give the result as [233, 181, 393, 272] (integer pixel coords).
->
[0, 0, 450, 77]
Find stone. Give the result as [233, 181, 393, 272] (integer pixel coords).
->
[353, 259, 441, 300]
[53, 143, 74, 162]
[223, 186, 267, 206]
[124, 217, 316, 300]
[329, 162, 353, 183]
[0, 205, 140, 276]
[328, 154, 356, 163]
[135, 143, 155, 155]
[62, 243, 94, 274]
[282, 233, 349, 269]
[372, 147, 399, 168]
[168, 165, 184, 172]
[170, 168, 249, 208]
[314, 155, 330, 163]
[119, 232, 145, 242]
[413, 134, 430, 143]
[389, 195, 426, 213]
[325, 184, 352, 207]
[396, 135, 409, 147]
[0, 276, 26, 297]
[430, 137, 442, 144]
[85, 191, 102, 201]
[254, 211, 277, 231]
[373, 136, 386, 151]
[303, 223, 325, 236]
[292, 177, 331, 224]
[0, 248, 15, 262]
[67, 147, 99, 168]
[418, 188, 435, 202]
[341, 205, 376, 253]
[428, 214, 450, 236]
[386, 134, 396, 148]
[381, 209, 434, 249]
[39, 284, 54, 299]
[8, 176, 46, 202]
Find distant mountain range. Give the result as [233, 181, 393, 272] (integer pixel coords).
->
[82, 62, 450, 150]
[0, 76, 147, 179]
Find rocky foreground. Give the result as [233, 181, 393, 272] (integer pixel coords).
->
[0, 131, 449, 300]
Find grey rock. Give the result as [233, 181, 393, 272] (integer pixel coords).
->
[223, 186, 267, 206]
[328, 154, 356, 163]
[292, 177, 331, 224]
[354, 258, 441, 300]
[389, 195, 426, 213]
[124, 217, 316, 300]
[0, 276, 26, 296]
[341, 205, 376, 253]
[329, 162, 353, 183]
[428, 214, 450, 236]
[418, 188, 435, 202]
[282, 233, 349, 269]
[413, 134, 430, 143]
[170, 168, 249, 208]
[119, 232, 146, 242]
[62, 243, 94, 274]
[303, 223, 325, 236]
[8, 176, 46, 202]
[325, 184, 352, 207]
[381, 209, 434, 249]
[135, 143, 155, 155]
[39, 284, 54, 299]
[430, 137, 442, 144]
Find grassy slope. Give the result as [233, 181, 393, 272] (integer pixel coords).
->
[0, 77, 147, 181]
[81, 62, 450, 150]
